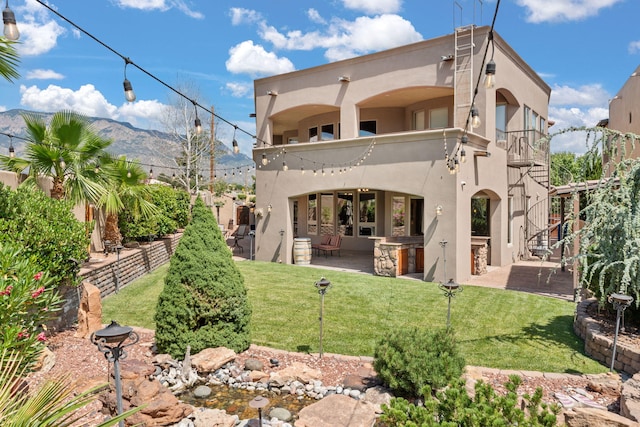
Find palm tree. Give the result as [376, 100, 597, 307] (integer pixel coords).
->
[0, 111, 110, 205]
[0, 37, 19, 82]
[98, 155, 158, 246]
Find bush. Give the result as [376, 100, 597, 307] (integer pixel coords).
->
[374, 327, 465, 397]
[174, 189, 190, 228]
[0, 184, 87, 287]
[154, 197, 251, 358]
[0, 243, 62, 371]
[380, 375, 559, 426]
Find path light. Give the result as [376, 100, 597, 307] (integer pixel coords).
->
[608, 293, 634, 372]
[439, 279, 462, 329]
[315, 277, 331, 358]
[249, 395, 269, 426]
[91, 321, 139, 427]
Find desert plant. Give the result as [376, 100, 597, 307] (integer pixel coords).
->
[154, 197, 251, 358]
[374, 327, 465, 397]
[0, 243, 62, 372]
[0, 184, 88, 287]
[380, 375, 559, 426]
[0, 350, 140, 426]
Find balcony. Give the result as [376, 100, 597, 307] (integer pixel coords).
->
[501, 129, 549, 167]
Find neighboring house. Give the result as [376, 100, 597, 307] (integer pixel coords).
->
[606, 65, 640, 158]
[251, 25, 551, 283]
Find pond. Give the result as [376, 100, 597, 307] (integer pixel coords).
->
[179, 384, 316, 420]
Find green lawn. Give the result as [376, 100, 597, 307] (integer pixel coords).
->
[102, 260, 608, 374]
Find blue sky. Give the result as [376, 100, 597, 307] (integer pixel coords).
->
[0, 0, 638, 156]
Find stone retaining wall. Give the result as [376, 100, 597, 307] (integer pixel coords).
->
[574, 298, 640, 375]
[52, 233, 181, 331]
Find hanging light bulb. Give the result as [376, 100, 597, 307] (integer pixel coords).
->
[282, 161, 288, 171]
[123, 59, 136, 102]
[460, 148, 466, 164]
[261, 153, 268, 165]
[483, 59, 496, 89]
[8, 139, 14, 158]
[149, 168, 153, 179]
[3, 1, 19, 41]
[172, 173, 176, 180]
[471, 106, 481, 128]
[313, 169, 317, 176]
[301, 166, 305, 174]
[94, 163, 100, 173]
[59, 158, 66, 169]
[454, 158, 460, 172]
[194, 117, 202, 135]
[232, 126, 239, 154]
[127, 169, 132, 178]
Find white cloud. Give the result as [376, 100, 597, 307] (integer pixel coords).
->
[225, 41, 295, 77]
[230, 7, 262, 25]
[550, 83, 610, 107]
[342, 0, 402, 15]
[15, 0, 66, 57]
[548, 106, 609, 153]
[19, 84, 166, 130]
[225, 82, 252, 98]
[307, 8, 326, 24]
[114, 0, 203, 18]
[629, 40, 640, 54]
[516, 0, 622, 23]
[25, 69, 65, 80]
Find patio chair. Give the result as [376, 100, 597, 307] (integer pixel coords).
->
[231, 224, 248, 253]
[312, 234, 331, 255]
[318, 234, 342, 257]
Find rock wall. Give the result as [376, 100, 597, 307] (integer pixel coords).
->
[574, 298, 640, 375]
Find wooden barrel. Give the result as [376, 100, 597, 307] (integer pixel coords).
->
[293, 237, 312, 265]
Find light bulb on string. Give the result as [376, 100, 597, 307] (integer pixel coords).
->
[149, 168, 153, 179]
[123, 58, 136, 102]
[3, 0, 19, 41]
[127, 169, 131, 178]
[59, 158, 66, 169]
[471, 106, 481, 128]
[261, 153, 268, 165]
[8, 138, 14, 158]
[232, 125, 239, 154]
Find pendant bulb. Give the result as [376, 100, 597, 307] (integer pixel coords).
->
[3, 3, 19, 41]
[123, 79, 136, 102]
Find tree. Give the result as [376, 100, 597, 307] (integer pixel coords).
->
[550, 150, 602, 186]
[98, 155, 157, 246]
[0, 111, 109, 204]
[154, 197, 251, 358]
[0, 38, 19, 82]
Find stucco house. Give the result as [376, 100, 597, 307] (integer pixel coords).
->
[251, 25, 551, 283]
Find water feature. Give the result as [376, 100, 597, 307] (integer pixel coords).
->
[179, 384, 316, 420]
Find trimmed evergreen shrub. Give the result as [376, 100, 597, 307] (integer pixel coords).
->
[380, 375, 559, 426]
[154, 197, 251, 358]
[0, 184, 88, 287]
[374, 327, 465, 397]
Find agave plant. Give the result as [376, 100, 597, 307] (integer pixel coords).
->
[0, 350, 140, 426]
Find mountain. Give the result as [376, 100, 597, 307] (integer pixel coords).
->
[0, 109, 253, 181]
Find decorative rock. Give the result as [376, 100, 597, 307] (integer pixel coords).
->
[269, 362, 322, 384]
[191, 407, 237, 427]
[193, 385, 212, 398]
[153, 353, 176, 368]
[33, 346, 56, 373]
[620, 372, 640, 421]
[296, 393, 378, 427]
[244, 358, 264, 371]
[270, 407, 293, 422]
[564, 407, 637, 427]
[75, 282, 103, 339]
[191, 347, 236, 373]
[363, 385, 392, 412]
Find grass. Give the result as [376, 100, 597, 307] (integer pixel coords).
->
[102, 260, 608, 374]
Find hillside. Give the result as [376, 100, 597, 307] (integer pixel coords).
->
[0, 109, 253, 182]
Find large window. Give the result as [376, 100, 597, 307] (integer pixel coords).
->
[307, 194, 317, 234]
[309, 127, 318, 142]
[359, 120, 376, 136]
[413, 110, 425, 130]
[320, 193, 334, 235]
[429, 107, 448, 129]
[507, 196, 513, 244]
[471, 197, 490, 236]
[337, 192, 354, 236]
[392, 196, 406, 237]
[496, 103, 506, 141]
[358, 192, 376, 236]
[321, 124, 335, 141]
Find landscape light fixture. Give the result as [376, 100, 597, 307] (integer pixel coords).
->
[249, 396, 269, 426]
[608, 293, 634, 372]
[314, 277, 332, 358]
[438, 239, 462, 329]
[267, 90, 278, 96]
[440, 54, 454, 61]
[91, 321, 139, 427]
[3, 0, 19, 41]
[123, 58, 136, 102]
[338, 76, 350, 82]
[232, 125, 239, 154]
[471, 106, 481, 128]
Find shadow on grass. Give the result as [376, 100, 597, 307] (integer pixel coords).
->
[458, 314, 593, 373]
[296, 344, 312, 353]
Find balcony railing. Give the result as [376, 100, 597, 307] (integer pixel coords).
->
[501, 129, 549, 167]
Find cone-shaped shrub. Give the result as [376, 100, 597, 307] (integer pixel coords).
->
[154, 197, 251, 358]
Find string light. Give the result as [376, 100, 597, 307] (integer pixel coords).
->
[3, 0, 19, 41]
[123, 58, 136, 102]
[8, 137, 14, 158]
[232, 125, 239, 154]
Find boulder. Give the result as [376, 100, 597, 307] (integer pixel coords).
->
[363, 386, 393, 413]
[191, 347, 236, 373]
[33, 346, 56, 373]
[75, 282, 102, 339]
[192, 408, 237, 427]
[245, 358, 264, 371]
[295, 393, 377, 427]
[620, 373, 640, 422]
[564, 407, 637, 427]
[270, 362, 322, 384]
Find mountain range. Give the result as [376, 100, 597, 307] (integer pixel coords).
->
[0, 109, 254, 182]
